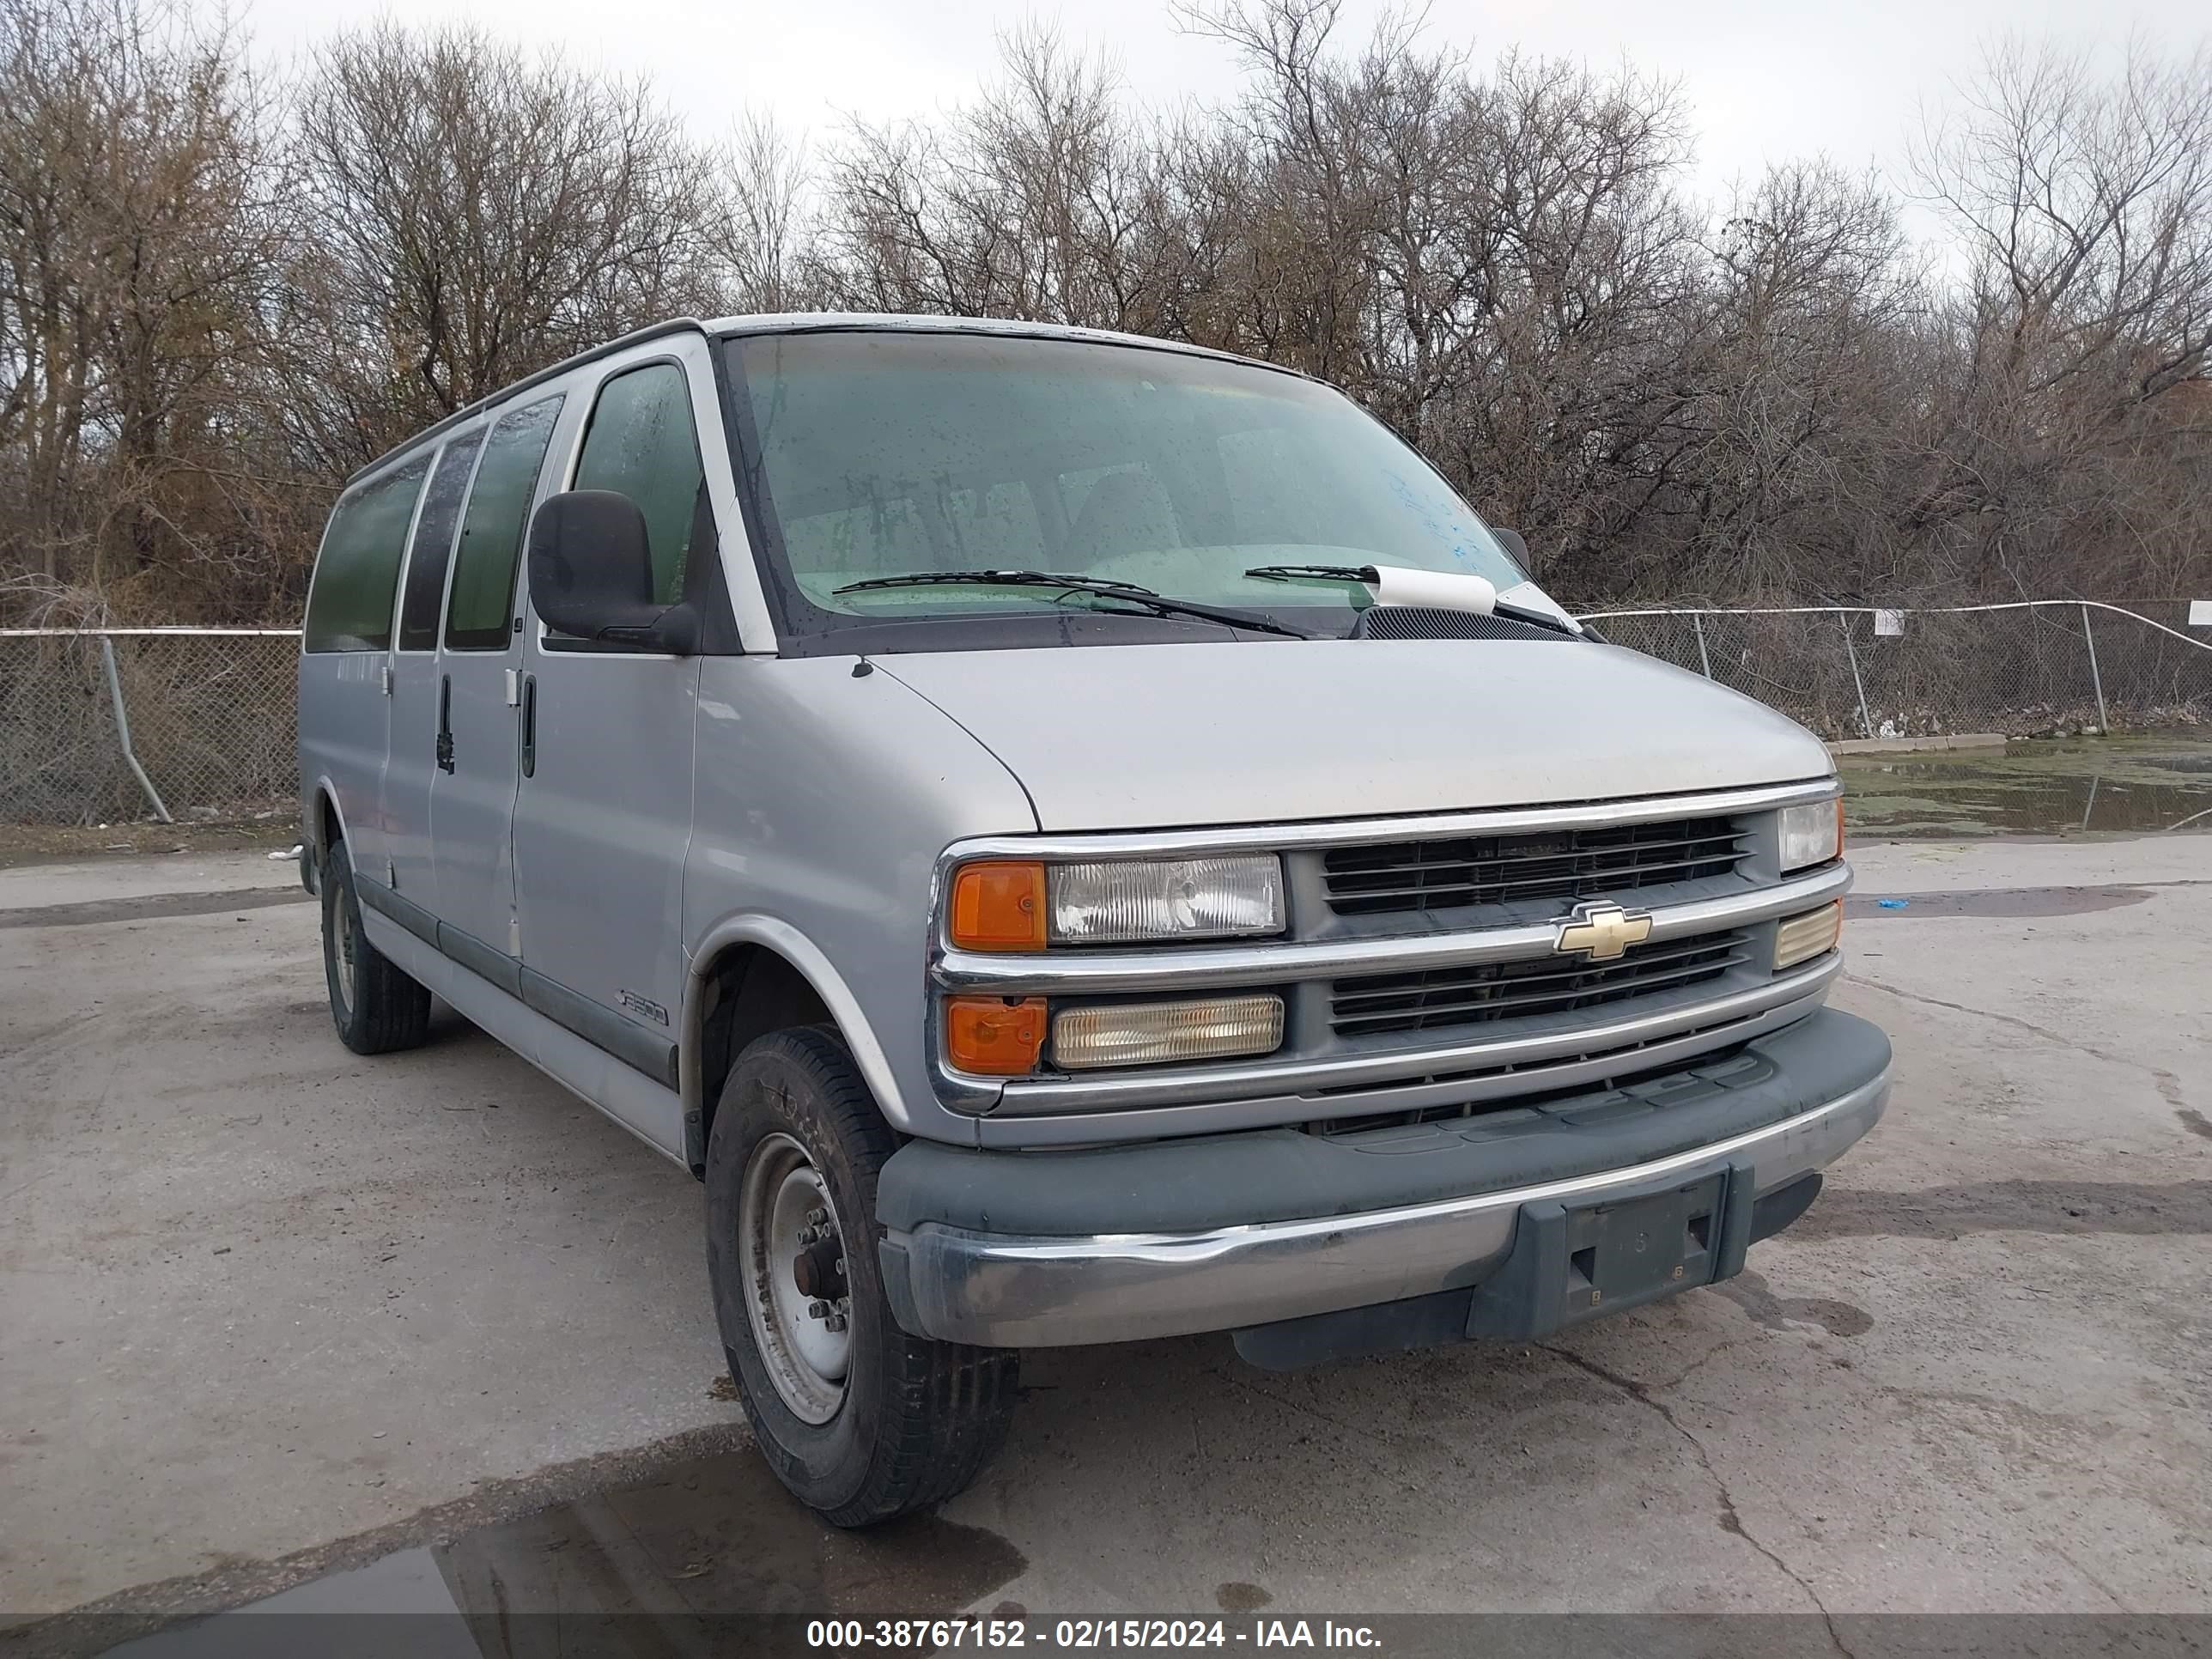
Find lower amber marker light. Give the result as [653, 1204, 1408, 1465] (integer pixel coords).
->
[945, 996, 1048, 1074]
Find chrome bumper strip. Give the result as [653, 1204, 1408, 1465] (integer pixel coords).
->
[887, 1067, 1890, 1347]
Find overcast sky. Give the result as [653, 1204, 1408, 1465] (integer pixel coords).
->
[241, 0, 2201, 208]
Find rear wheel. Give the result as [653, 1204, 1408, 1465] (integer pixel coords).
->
[319, 837, 432, 1055]
[706, 1027, 1018, 1526]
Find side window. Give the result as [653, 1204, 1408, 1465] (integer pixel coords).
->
[396, 430, 484, 651]
[302, 455, 430, 653]
[572, 362, 704, 606]
[447, 397, 563, 651]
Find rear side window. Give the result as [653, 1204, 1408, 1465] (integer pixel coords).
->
[303, 456, 431, 653]
[572, 362, 704, 606]
[396, 430, 485, 652]
[447, 397, 563, 650]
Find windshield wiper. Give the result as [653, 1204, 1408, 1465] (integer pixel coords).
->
[834, 569, 1312, 640]
[1243, 564, 1580, 637]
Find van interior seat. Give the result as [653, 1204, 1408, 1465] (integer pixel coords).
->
[1066, 470, 1182, 564]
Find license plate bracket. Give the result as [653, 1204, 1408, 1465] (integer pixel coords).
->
[1559, 1173, 1725, 1319]
[1465, 1154, 1755, 1340]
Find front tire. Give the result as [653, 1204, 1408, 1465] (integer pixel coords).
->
[319, 838, 432, 1055]
[706, 1028, 1018, 1526]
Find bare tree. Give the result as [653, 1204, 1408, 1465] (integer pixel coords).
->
[1909, 36, 2212, 596]
[4, 2, 2209, 626]
[290, 21, 728, 443]
[0, 0, 292, 617]
[720, 112, 815, 315]
[818, 23, 1176, 331]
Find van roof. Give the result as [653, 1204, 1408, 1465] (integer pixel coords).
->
[708, 312, 1277, 372]
[343, 314, 1296, 489]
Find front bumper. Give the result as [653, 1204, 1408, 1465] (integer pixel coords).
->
[877, 1007, 1889, 1350]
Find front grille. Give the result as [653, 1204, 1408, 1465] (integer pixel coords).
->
[1329, 928, 1750, 1038]
[1322, 815, 1746, 917]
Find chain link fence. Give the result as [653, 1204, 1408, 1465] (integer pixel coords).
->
[3, 603, 2209, 823]
[1, 629, 301, 825]
[1583, 601, 2212, 742]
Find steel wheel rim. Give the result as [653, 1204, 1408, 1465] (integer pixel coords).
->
[738, 1132, 850, 1424]
[332, 891, 356, 1012]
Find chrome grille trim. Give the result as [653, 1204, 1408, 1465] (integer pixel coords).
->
[973, 953, 1842, 1116]
[934, 862, 1847, 995]
[935, 777, 1838, 866]
[969, 986, 1836, 1146]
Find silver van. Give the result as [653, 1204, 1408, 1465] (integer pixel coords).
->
[298, 315, 1890, 1525]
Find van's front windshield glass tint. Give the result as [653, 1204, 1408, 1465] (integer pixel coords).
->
[726, 331, 1525, 635]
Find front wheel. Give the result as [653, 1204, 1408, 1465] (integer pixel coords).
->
[319, 838, 432, 1055]
[705, 1028, 1018, 1526]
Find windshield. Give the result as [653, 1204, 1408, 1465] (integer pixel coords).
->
[724, 330, 1527, 644]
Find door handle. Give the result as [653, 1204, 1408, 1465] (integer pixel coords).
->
[520, 673, 538, 779]
[436, 675, 454, 773]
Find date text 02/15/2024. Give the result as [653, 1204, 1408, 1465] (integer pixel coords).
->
[805, 1619, 1384, 1650]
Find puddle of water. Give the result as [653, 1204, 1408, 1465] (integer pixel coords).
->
[1840, 732, 2212, 838]
[92, 1449, 1026, 1659]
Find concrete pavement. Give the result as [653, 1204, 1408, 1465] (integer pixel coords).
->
[2, 835, 2207, 1628]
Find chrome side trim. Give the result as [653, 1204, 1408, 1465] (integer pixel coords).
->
[975, 960, 1838, 1124]
[935, 862, 1849, 996]
[937, 777, 1837, 866]
[890, 1066, 1890, 1346]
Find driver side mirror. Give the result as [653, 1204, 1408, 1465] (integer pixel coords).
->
[1489, 526, 1531, 572]
[527, 490, 698, 655]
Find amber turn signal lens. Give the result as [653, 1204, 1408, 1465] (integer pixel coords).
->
[949, 860, 1048, 951]
[945, 996, 1048, 1075]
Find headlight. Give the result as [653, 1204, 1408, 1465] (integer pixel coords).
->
[1048, 857, 1284, 945]
[1778, 798, 1844, 873]
[947, 856, 1285, 949]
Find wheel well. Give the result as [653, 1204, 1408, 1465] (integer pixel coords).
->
[307, 791, 343, 895]
[692, 945, 834, 1172]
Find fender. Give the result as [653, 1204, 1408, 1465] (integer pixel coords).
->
[683, 913, 909, 1134]
[304, 775, 352, 896]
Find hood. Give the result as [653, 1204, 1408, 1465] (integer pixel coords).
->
[877, 639, 1833, 832]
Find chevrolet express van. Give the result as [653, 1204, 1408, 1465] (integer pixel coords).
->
[297, 315, 1890, 1525]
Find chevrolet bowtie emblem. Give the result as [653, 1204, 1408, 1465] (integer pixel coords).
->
[1554, 900, 1653, 961]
